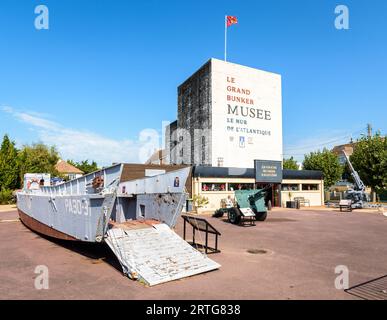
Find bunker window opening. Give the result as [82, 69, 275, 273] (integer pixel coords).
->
[139, 205, 145, 218]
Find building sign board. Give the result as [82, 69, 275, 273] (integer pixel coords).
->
[254, 160, 282, 183]
[211, 58, 282, 168]
[24, 173, 51, 190]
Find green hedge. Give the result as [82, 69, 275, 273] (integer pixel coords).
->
[378, 189, 387, 202]
[0, 189, 15, 205]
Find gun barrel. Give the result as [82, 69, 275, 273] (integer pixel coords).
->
[343, 151, 365, 192]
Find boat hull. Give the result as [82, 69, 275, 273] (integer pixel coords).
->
[18, 209, 78, 241]
[16, 165, 191, 243]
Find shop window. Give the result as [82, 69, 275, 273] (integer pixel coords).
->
[281, 184, 299, 191]
[201, 183, 226, 192]
[302, 184, 319, 191]
[228, 183, 255, 191]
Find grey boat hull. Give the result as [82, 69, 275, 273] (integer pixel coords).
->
[18, 208, 78, 241]
[16, 164, 191, 242]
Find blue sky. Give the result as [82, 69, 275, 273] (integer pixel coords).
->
[0, 0, 386, 165]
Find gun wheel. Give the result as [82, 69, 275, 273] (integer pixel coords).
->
[255, 211, 267, 221]
[228, 208, 241, 224]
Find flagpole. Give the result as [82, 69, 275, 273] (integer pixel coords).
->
[224, 15, 227, 62]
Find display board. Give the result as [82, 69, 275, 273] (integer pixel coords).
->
[24, 173, 51, 190]
[254, 160, 282, 183]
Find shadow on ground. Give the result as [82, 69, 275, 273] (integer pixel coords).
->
[216, 217, 297, 224]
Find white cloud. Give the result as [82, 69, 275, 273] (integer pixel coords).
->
[1, 106, 161, 166]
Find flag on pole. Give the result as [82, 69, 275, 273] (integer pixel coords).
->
[225, 15, 238, 61]
[226, 15, 238, 27]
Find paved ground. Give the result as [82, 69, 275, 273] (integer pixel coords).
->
[0, 204, 17, 213]
[1, 208, 386, 300]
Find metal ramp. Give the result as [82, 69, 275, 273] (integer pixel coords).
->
[345, 275, 387, 300]
[105, 223, 221, 286]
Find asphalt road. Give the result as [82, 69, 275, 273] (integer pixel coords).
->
[1, 208, 386, 300]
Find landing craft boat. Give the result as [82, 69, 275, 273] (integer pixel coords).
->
[17, 164, 220, 286]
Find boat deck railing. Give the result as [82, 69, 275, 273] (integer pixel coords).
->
[38, 163, 123, 196]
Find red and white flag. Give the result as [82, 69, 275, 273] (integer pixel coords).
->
[225, 16, 238, 61]
[226, 16, 238, 27]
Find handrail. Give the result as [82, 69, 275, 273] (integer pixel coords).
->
[182, 215, 221, 235]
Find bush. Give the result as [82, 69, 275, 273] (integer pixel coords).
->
[378, 189, 387, 202]
[0, 188, 15, 205]
[192, 194, 209, 208]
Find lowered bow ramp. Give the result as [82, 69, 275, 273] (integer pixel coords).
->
[105, 224, 220, 286]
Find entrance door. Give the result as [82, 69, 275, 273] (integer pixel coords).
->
[255, 183, 280, 207]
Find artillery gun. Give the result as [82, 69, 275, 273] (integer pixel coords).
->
[214, 185, 272, 225]
[339, 152, 369, 211]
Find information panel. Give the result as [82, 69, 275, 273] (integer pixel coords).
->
[254, 160, 282, 183]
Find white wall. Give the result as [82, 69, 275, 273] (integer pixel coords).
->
[281, 191, 323, 207]
[280, 179, 324, 207]
[211, 58, 282, 168]
[192, 177, 325, 211]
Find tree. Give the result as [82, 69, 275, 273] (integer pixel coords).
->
[303, 148, 343, 188]
[283, 157, 299, 170]
[17, 143, 60, 182]
[349, 133, 387, 195]
[0, 134, 19, 190]
[67, 160, 99, 174]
